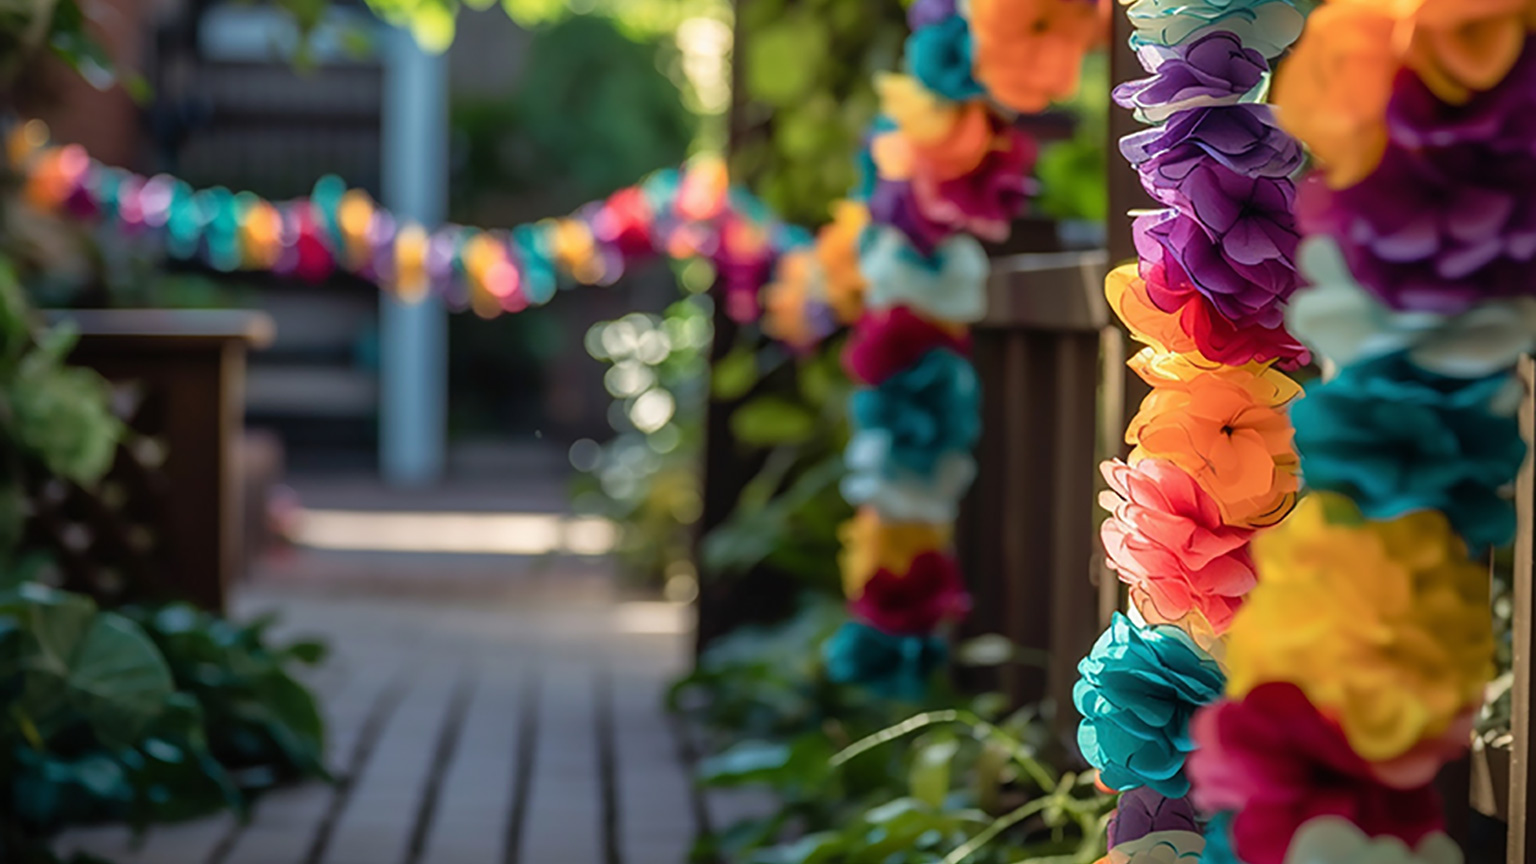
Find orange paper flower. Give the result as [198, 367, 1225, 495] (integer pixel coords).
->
[840, 508, 952, 599]
[970, 0, 1104, 113]
[907, 101, 997, 182]
[815, 200, 868, 324]
[1126, 369, 1300, 528]
[762, 248, 818, 351]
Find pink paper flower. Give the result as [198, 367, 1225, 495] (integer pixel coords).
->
[850, 550, 971, 635]
[1100, 459, 1257, 633]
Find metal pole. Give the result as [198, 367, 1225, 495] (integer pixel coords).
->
[380, 28, 449, 487]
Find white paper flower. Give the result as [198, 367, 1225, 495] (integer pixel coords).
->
[1120, 0, 1305, 59]
[842, 432, 975, 523]
[1106, 830, 1205, 864]
[859, 227, 988, 323]
[1289, 235, 1536, 379]
[1284, 817, 1462, 864]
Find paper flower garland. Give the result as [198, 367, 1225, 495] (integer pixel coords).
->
[818, 0, 1103, 695]
[1084, 0, 1309, 860]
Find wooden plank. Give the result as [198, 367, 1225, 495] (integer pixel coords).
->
[1510, 354, 1536, 862]
[418, 667, 526, 864]
[519, 662, 604, 863]
[610, 637, 698, 864]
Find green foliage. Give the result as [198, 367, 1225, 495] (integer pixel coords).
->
[1033, 52, 1110, 224]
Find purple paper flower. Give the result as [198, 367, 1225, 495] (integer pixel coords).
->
[912, 129, 1035, 243]
[869, 180, 953, 257]
[1108, 789, 1201, 850]
[1122, 105, 1304, 206]
[1299, 144, 1536, 314]
[907, 0, 955, 30]
[1114, 32, 1269, 124]
[1136, 168, 1299, 330]
[1388, 37, 1536, 157]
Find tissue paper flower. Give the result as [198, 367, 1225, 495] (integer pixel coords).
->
[1121, 0, 1305, 59]
[1132, 595, 1226, 666]
[906, 15, 984, 101]
[1270, 4, 1397, 188]
[969, 0, 1103, 113]
[1291, 355, 1526, 552]
[850, 349, 980, 477]
[1135, 195, 1298, 331]
[869, 180, 953, 256]
[1107, 264, 1310, 370]
[1283, 817, 1464, 864]
[1297, 147, 1536, 316]
[762, 249, 822, 351]
[1108, 788, 1200, 849]
[840, 507, 953, 598]
[1123, 105, 1305, 207]
[1188, 684, 1445, 864]
[1289, 235, 1536, 377]
[1112, 33, 1268, 125]
[1388, 37, 1536, 156]
[860, 228, 989, 322]
[913, 126, 1035, 242]
[1201, 813, 1244, 864]
[850, 550, 971, 634]
[1127, 350, 1302, 404]
[1227, 494, 1496, 762]
[843, 446, 977, 523]
[1101, 459, 1257, 634]
[823, 620, 947, 701]
[1075, 613, 1226, 797]
[902, 99, 995, 180]
[844, 305, 972, 386]
[816, 200, 869, 324]
[908, 0, 956, 29]
[1102, 831, 1205, 864]
[1397, 0, 1531, 105]
[1125, 364, 1299, 528]
[877, 74, 962, 147]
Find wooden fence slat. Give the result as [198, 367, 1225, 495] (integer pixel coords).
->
[1508, 354, 1536, 862]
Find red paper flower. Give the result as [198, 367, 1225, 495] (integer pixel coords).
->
[850, 550, 971, 635]
[1188, 684, 1444, 864]
[844, 306, 972, 386]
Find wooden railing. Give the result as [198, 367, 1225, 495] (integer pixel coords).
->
[26, 309, 273, 612]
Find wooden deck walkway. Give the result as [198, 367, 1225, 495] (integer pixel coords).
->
[56, 563, 717, 864]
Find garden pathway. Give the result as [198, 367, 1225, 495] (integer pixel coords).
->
[55, 457, 763, 864]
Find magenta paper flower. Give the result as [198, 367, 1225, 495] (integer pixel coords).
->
[912, 128, 1036, 243]
[870, 180, 953, 257]
[1113, 32, 1268, 124]
[1387, 37, 1536, 157]
[1298, 146, 1536, 314]
[1134, 170, 1299, 330]
[1122, 105, 1304, 207]
[850, 550, 972, 635]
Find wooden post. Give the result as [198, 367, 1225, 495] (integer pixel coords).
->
[1508, 355, 1536, 861]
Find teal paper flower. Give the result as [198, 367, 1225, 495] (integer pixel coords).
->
[1292, 356, 1527, 553]
[860, 227, 989, 322]
[905, 16, 983, 102]
[823, 620, 946, 701]
[1075, 613, 1226, 798]
[1203, 812, 1246, 864]
[849, 349, 980, 478]
[842, 446, 976, 523]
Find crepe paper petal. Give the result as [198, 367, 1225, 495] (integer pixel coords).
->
[842, 444, 977, 523]
[1103, 830, 1205, 863]
[1120, 0, 1305, 59]
[823, 620, 947, 701]
[850, 349, 981, 478]
[1131, 591, 1227, 669]
[906, 15, 986, 102]
[1122, 105, 1305, 205]
[1106, 264, 1310, 370]
[1108, 788, 1200, 849]
[816, 200, 870, 324]
[1125, 363, 1299, 529]
[1201, 812, 1245, 864]
[860, 227, 989, 322]
[1371, 710, 1477, 790]
[1298, 147, 1536, 317]
[869, 179, 954, 256]
[1075, 613, 1226, 798]
[1227, 493, 1496, 763]
[1134, 203, 1297, 333]
[912, 125, 1037, 243]
[1290, 235, 1536, 378]
[844, 306, 972, 386]
[1112, 33, 1269, 125]
[1188, 684, 1445, 864]
[840, 508, 954, 599]
[1282, 818, 1464, 864]
[876, 74, 962, 147]
[762, 248, 825, 352]
[1292, 355, 1526, 553]
[1388, 37, 1536, 156]
[969, 0, 1103, 114]
[1128, 351, 1302, 408]
[1100, 459, 1257, 635]
[712, 214, 776, 324]
[908, 101, 1000, 182]
[850, 550, 972, 635]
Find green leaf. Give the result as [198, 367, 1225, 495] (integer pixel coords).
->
[65, 612, 176, 749]
[909, 736, 959, 808]
[730, 396, 817, 447]
[745, 15, 827, 107]
[8, 337, 123, 484]
[712, 344, 760, 401]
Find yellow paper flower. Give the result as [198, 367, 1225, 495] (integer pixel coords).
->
[393, 222, 430, 302]
[337, 189, 376, 271]
[815, 200, 868, 324]
[839, 508, 952, 599]
[875, 73, 960, 145]
[1226, 494, 1495, 762]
